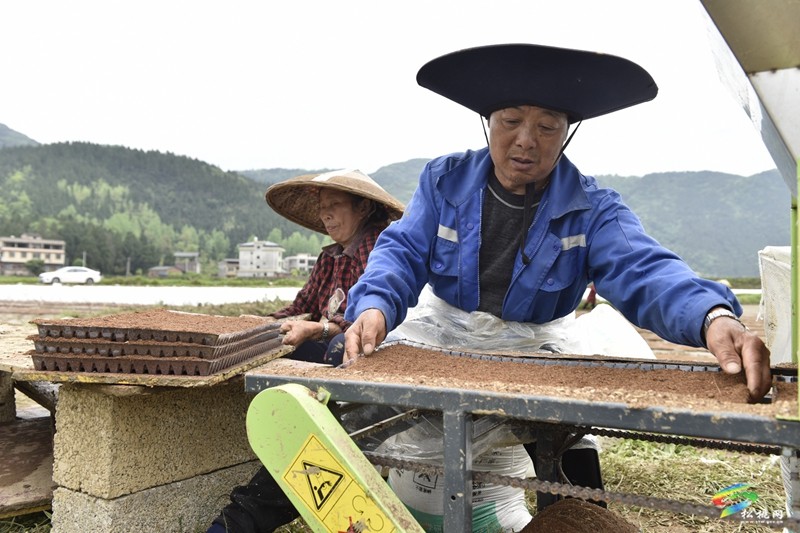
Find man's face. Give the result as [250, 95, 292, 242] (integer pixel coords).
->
[489, 105, 569, 194]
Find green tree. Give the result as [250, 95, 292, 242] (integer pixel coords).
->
[204, 229, 231, 262]
[25, 258, 46, 276]
[104, 211, 140, 237]
[135, 234, 162, 273]
[282, 231, 307, 256]
[266, 228, 283, 244]
[176, 224, 200, 253]
[0, 169, 34, 222]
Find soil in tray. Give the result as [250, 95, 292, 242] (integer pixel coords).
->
[26, 308, 284, 376]
[28, 329, 279, 358]
[303, 344, 797, 415]
[31, 308, 276, 341]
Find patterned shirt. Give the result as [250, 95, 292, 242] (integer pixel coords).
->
[271, 221, 386, 331]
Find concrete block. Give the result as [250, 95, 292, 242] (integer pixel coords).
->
[0, 371, 15, 423]
[54, 380, 256, 498]
[51, 460, 261, 533]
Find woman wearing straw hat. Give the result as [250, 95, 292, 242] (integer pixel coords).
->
[207, 169, 403, 533]
[263, 168, 403, 367]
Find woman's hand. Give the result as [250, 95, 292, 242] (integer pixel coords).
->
[279, 320, 321, 346]
[279, 319, 342, 346]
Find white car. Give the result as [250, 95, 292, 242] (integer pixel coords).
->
[39, 266, 103, 285]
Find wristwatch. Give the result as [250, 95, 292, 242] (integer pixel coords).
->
[703, 308, 745, 338]
[320, 319, 330, 342]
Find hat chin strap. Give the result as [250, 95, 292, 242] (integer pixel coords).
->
[481, 114, 491, 146]
[479, 116, 582, 161]
[520, 184, 536, 265]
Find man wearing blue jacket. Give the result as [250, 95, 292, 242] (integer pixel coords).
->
[344, 43, 771, 498]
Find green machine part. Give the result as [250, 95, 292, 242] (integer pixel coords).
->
[246, 383, 424, 533]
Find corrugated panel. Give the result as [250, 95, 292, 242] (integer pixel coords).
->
[701, 0, 800, 73]
[701, 0, 800, 195]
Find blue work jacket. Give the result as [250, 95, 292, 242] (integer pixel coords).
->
[346, 148, 739, 348]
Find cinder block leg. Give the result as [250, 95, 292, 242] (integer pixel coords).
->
[51, 461, 261, 533]
[50, 381, 259, 533]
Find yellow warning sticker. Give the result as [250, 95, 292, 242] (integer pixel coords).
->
[283, 434, 395, 532]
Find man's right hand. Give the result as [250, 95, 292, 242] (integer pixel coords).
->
[343, 308, 387, 366]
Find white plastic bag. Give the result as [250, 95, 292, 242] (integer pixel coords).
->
[572, 302, 655, 359]
[386, 284, 654, 359]
[376, 414, 533, 533]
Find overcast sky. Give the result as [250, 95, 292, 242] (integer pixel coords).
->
[0, 0, 777, 178]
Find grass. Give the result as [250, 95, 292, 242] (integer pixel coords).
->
[0, 274, 308, 287]
[599, 438, 786, 532]
[268, 438, 789, 532]
[736, 293, 761, 306]
[0, 275, 763, 290]
[4, 440, 787, 532]
[166, 300, 289, 317]
[0, 512, 50, 533]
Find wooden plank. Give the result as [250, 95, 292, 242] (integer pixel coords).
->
[0, 417, 54, 519]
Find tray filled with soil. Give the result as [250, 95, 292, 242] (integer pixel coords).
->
[28, 308, 286, 377]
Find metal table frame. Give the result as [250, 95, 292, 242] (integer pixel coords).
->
[245, 366, 800, 531]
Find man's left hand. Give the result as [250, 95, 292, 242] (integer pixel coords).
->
[706, 316, 771, 402]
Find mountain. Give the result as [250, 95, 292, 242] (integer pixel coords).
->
[238, 168, 332, 184]
[370, 159, 430, 204]
[0, 123, 39, 148]
[238, 159, 428, 207]
[243, 163, 791, 278]
[0, 142, 319, 275]
[597, 170, 790, 277]
[0, 140, 789, 278]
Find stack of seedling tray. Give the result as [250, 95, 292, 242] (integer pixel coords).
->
[28, 308, 283, 376]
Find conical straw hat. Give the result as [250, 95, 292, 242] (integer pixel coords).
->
[265, 169, 405, 234]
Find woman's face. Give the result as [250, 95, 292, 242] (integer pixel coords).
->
[318, 189, 370, 247]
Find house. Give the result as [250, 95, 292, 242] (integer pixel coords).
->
[147, 265, 184, 278]
[173, 251, 201, 274]
[217, 258, 239, 278]
[237, 238, 284, 278]
[0, 233, 66, 275]
[283, 253, 317, 274]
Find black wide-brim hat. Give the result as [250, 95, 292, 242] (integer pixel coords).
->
[416, 43, 658, 123]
